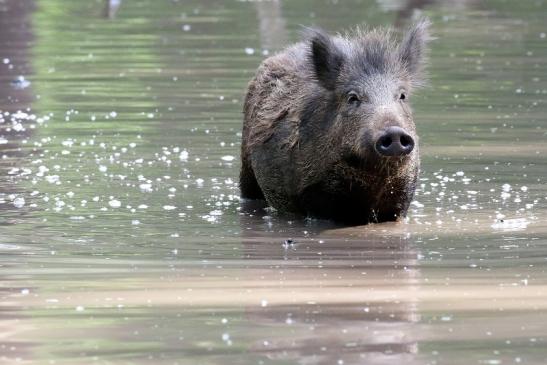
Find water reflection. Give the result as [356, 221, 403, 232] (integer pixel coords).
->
[0, 0, 34, 108]
[241, 228, 421, 364]
[103, 0, 122, 19]
[254, 0, 288, 52]
[0, 0, 35, 219]
[3, 225, 424, 364]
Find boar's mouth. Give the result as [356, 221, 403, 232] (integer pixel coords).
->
[342, 153, 409, 171]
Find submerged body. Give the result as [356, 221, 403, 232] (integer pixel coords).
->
[240, 20, 430, 225]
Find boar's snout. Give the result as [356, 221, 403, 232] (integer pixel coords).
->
[374, 126, 415, 157]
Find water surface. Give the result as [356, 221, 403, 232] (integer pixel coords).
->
[1, 0, 547, 364]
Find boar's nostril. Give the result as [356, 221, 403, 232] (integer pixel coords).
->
[400, 134, 413, 148]
[380, 136, 392, 148]
[375, 126, 415, 157]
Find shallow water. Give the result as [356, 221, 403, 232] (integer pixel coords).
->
[1, 0, 547, 364]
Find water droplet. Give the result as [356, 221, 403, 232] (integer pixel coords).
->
[109, 199, 121, 208]
[13, 197, 25, 208]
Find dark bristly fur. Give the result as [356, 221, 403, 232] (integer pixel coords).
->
[240, 19, 431, 225]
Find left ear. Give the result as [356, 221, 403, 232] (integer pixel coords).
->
[306, 28, 345, 91]
[398, 18, 431, 79]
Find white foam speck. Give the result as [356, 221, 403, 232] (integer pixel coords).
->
[13, 197, 25, 208]
[411, 200, 424, 208]
[491, 218, 529, 231]
[179, 150, 189, 161]
[139, 183, 153, 192]
[108, 199, 121, 208]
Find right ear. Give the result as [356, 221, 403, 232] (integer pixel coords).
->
[307, 29, 344, 90]
[398, 18, 431, 81]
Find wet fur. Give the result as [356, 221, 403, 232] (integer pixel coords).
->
[240, 20, 430, 224]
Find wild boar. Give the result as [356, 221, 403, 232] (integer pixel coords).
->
[240, 19, 431, 225]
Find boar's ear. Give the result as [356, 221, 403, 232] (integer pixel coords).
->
[398, 18, 431, 81]
[307, 28, 344, 90]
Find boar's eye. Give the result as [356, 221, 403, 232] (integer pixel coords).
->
[347, 92, 360, 105]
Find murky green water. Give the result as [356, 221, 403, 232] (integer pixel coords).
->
[1, 0, 547, 364]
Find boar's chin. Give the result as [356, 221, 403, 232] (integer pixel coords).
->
[333, 162, 410, 189]
[299, 158, 418, 224]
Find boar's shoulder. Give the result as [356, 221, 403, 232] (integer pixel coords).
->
[244, 44, 310, 149]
